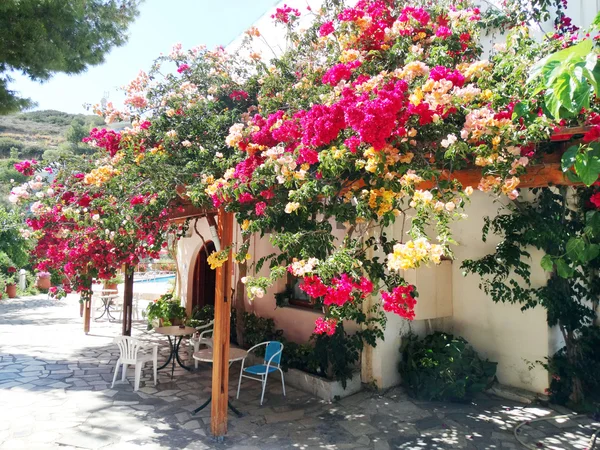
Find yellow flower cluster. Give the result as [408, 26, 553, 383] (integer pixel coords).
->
[387, 238, 444, 271]
[367, 188, 396, 216]
[459, 60, 492, 82]
[83, 166, 120, 186]
[207, 250, 229, 270]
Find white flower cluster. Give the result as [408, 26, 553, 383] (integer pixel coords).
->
[288, 258, 319, 277]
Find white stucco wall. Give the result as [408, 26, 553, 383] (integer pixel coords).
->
[449, 192, 552, 393]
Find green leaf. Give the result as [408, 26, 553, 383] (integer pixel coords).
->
[593, 11, 600, 28]
[583, 243, 600, 262]
[512, 102, 530, 120]
[574, 150, 600, 186]
[575, 143, 600, 186]
[540, 254, 554, 272]
[556, 259, 574, 279]
[547, 72, 573, 118]
[530, 40, 593, 83]
[561, 145, 579, 172]
[566, 237, 586, 262]
[586, 210, 600, 232]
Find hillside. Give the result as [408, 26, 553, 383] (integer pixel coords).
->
[0, 110, 105, 159]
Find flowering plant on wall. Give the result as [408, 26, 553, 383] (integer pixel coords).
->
[17, 0, 600, 344]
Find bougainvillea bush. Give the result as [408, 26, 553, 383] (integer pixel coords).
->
[13, 0, 600, 346]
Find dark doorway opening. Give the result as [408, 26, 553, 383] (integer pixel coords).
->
[191, 241, 216, 313]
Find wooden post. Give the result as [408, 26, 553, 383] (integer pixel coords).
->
[210, 210, 234, 437]
[83, 297, 91, 334]
[122, 266, 134, 336]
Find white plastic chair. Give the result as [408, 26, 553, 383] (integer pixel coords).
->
[111, 336, 158, 391]
[236, 341, 285, 405]
[189, 320, 214, 369]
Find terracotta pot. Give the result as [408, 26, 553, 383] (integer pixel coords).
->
[103, 283, 118, 292]
[37, 276, 51, 290]
[6, 284, 17, 299]
[158, 317, 182, 327]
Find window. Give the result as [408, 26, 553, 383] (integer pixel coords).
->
[286, 273, 315, 309]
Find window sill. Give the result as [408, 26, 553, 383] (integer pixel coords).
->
[277, 301, 324, 314]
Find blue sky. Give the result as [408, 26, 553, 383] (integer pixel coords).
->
[9, 0, 280, 115]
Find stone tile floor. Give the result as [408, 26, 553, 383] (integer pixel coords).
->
[0, 294, 598, 449]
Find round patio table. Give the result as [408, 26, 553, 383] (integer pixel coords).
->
[94, 290, 119, 321]
[155, 326, 197, 379]
[191, 347, 247, 417]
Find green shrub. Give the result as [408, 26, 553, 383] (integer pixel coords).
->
[0, 137, 23, 157]
[242, 312, 283, 349]
[399, 332, 497, 402]
[545, 326, 600, 413]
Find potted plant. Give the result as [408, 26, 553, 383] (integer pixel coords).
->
[36, 271, 51, 290]
[144, 292, 187, 330]
[2, 266, 17, 299]
[103, 273, 124, 292]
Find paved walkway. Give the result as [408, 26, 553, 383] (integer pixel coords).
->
[0, 295, 598, 449]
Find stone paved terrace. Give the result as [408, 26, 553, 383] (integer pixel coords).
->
[0, 294, 598, 450]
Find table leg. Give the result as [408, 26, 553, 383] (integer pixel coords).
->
[106, 300, 116, 321]
[191, 395, 242, 417]
[174, 336, 192, 371]
[170, 336, 176, 379]
[192, 396, 212, 415]
[94, 299, 108, 321]
[157, 336, 175, 370]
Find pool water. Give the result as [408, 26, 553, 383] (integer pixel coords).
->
[134, 275, 175, 284]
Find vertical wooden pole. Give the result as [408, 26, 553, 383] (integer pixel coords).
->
[210, 210, 234, 437]
[83, 298, 91, 334]
[122, 266, 134, 336]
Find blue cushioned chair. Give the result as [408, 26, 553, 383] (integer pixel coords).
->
[236, 341, 285, 405]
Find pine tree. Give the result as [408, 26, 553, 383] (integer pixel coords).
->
[0, 0, 141, 114]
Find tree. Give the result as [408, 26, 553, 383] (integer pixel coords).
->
[0, 0, 141, 114]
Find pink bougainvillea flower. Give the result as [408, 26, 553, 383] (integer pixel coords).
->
[177, 64, 190, 73]
[229, 90, 249, 101]
[314, 317, 338, 336]
[14, 159, 38, 177]
[255, 201, 267, 216]
[381, 285, 417, 320]
[271, 4, 300, 24]
[319, 21, 335, 36]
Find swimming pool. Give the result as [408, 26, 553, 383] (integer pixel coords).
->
[134, 275, 175, 284]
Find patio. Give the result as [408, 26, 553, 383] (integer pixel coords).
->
[0, 295, 597, 450]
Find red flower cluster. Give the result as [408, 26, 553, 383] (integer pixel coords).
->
[300, 273, 374, 307]
[82, 128, 122, 157]
[14, 159, 38, 176]
[590, 192, 600, 209]
[229, 90, 249, 101]
[381, 285, 417, 320]
[271, 4, 300, 24]
[7, 267, 17, 273]
[314, 317, 338, 336]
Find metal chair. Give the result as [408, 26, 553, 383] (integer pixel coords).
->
[236, 341, 285, 405]
[111, 336, 158, 391]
